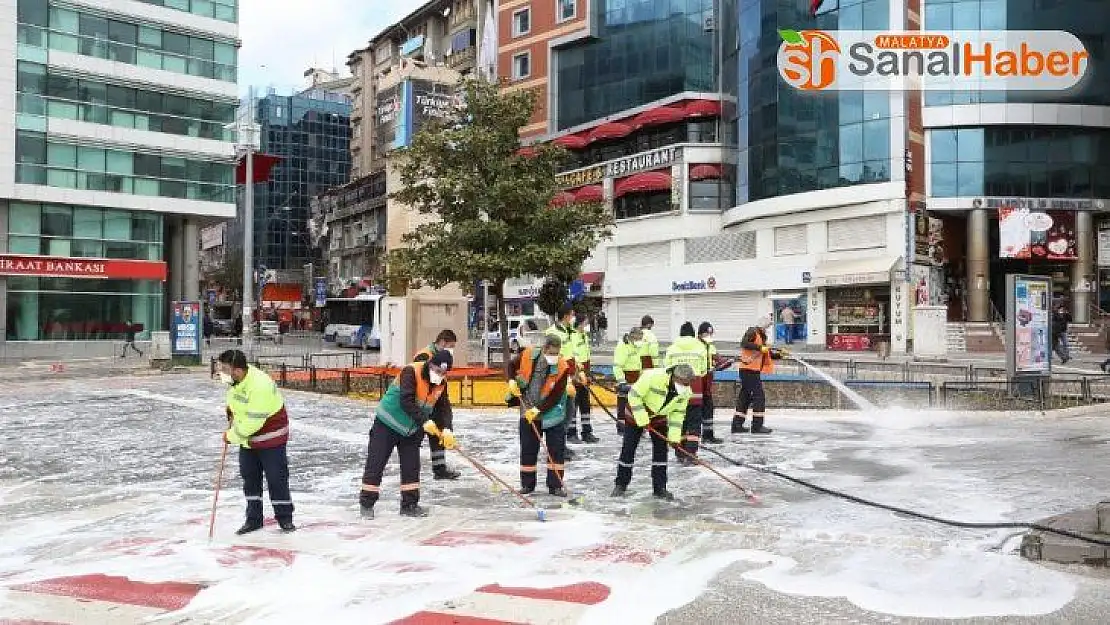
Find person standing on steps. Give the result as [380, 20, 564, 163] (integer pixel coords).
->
[664, 322, 708, 465]
[411, 330, 462, 481]
[359, 350, 456, 520]
[732, 326, 783, 435]
[611, 364, 695, 501]
[612, 327, 645, 435]
[545, 304, 580, 459]
[217, 349, 295, 534]
[566, 314, 598, 444]
[507, 335, 574, 497]
[698, 322, 732, 445]
[780, 305, 796, 345]
[639, 315, 660, 369]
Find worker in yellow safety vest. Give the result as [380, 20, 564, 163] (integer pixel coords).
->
[612, 326, 644, 435]
[664, 322, 708, 464]
[639, 315, 660, 369]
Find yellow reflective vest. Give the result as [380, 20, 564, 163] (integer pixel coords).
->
[612, 339, 643, 383]
[664, 336, 709, 376]
[627, 368, 691, 442]
[225, 366, 288, 449]
[544, 323, 577, 362]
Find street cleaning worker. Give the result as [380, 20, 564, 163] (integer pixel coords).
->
[217, 349, 295, 535]
[611, 364, 695, 501]
[507, 335, 575, 497]
[664, 322, 708, 464]
[697, 322, 732, 445]
[639, 315, 660, 369]
[359, 350, 456, 519]
[545, 303, 580, 458]
[612, 326, 645, 435]
[566, 314, 597, 444]
[732, 325, 782, 435]
[412, 329, 461, 480]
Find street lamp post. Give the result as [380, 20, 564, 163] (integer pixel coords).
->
[240, 86, 257, 340]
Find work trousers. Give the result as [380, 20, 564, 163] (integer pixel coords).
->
[239, 444, 293, 524]
[519, 418, 567, 491]
[360, 419, 421, 508]
[615, 389, 630, 435]
[736, 370, 766, 415]
[701, 393, 717, 439]
[566, 384, 593, 436]
[615, 420, 668, 493]
[678, 403, 703, 458]
[426, 430, 449, 472]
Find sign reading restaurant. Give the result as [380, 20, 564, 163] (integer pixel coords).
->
[556, 146, 682, 188]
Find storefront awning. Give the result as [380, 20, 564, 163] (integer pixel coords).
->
[689, 163, 724, 180]
[574, 185, 604, 203]
[553, 134, 588, 150]
[811, 256, 901, 287]
[550, 191, 576, 207]
[631, 105, 685, 129]
[580, 271, 605, 290]
[614, 171, 672, 197]
[684, 99, 722, 119]
[588, 122, 633, 143]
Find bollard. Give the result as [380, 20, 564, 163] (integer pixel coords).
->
[1097, 502, 1110, 534]
[310, 366, 317, 390]
[342, 369, 351, 395]
[280, 364, 288, 387]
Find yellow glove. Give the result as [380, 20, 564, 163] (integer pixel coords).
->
[760, 345, 770, 353]
[524, 407, 540, 423]
[225, 428, 248, 447]
[507, 380, 522, 397]
[440, 428, 457, 450]
[423, 421, 441, 438]
[576, 372, 587, 386]
[566, 384, 577, 398]
[667, 427, 682, 445]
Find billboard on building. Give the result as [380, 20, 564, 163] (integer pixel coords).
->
[998, 206, 1077, 260]
[375, 79, 459, 152]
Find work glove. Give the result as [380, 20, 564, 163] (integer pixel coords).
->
[576, 372, 588, 386]
[667, 427, 682, 445]
[225, 407, 233, 426]
[617, 382, 631, 395]
[423, 421, 441, 438]
[524, 407, 540, 423]
[760, 345, 770, 354]
[566, 384, 577, 398]
[507, 380, 522, 397]
[224, 428, 247, 447]
[439, 428, 457, 450]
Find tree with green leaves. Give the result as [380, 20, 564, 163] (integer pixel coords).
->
[537, 277, 570, 318]
[387, 78, 613, 374]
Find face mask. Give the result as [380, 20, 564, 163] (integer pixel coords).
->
[218, 372, 234, 385]
[634, 340, 644, 347]
[568, 317, 577, 326]
[446, 347, 456, 356]
[429, 371, 445, 384]
[582, 325, 591, 333]
[544, 354, 559, 365]
[675, 383, 690, 394]
[701, 335, 714, 343]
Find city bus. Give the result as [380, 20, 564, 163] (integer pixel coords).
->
[323, 294, 385, 350]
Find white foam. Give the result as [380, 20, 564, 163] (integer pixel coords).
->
[738, 546, 1077, 618]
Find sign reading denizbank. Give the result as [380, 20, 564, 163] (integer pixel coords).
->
[777, 29, 1090, 91]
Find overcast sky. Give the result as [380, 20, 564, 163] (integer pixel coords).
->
[237, 0, 426, 95]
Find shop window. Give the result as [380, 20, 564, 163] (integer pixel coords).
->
[689, 180, 733, 212]
[614, 191, 673, 220]
[826, 287, 890, 350]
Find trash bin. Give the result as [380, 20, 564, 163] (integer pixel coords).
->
[150, 331, 171, 362]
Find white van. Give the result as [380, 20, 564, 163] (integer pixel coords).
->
[487, 316, 550, 352]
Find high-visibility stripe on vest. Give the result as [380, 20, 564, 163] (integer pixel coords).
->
[375, 362, 446, 436]
[626, 368, 690, 442]
[226, 366, 289, 449]
[515, 347, 572, 428]
[613, 340, 642, 383]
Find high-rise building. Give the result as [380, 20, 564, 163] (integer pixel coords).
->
[2, 0, 239, 342]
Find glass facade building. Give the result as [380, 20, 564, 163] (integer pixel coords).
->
[555, 0, 716, 130]
[732, 0, 892, 204]
[236, 89, 352, 271]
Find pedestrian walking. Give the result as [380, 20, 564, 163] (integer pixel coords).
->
[203, 315, 214, 348]
[217, 349, 295, 534]
[359, 350, 456, 519]
[120, 320, 143, 358]
[611, 364, 695, 501]
[612, 327, 645, 435]
[594, 311, 607, 346]
[1052, 303, 1071, 364]
[507, 336, 574, 496]
[412, 330, 461, 480]
[732, 326, 783, 435]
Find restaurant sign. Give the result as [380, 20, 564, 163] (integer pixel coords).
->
[556, 146, 682, 188]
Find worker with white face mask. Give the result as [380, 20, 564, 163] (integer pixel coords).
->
[507, 335, 575, 496]
[359, 350, 456, 520]
[412, 329, 461, 480]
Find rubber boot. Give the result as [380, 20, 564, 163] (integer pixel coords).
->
[278, 519, 296, 532]
[653, 490, 676, 501]
[610, 484, 628, 497]
[235, 520, 263, 535]
[433, 466, 461, 480]
[400, 503, 429, 517]
[566, 429, 582, 444]
[360, 506, 375, 520]
[702, 429, 724, 444]
[731, 414, 749, 433]
[549, 487, 568, 497]
[750, 416, 773, 435]
[581, 428, 599, 444]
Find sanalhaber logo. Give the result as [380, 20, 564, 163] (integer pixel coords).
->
[776, 28, 1089, 92]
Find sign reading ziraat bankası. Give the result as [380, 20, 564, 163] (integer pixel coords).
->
[0, 253, 167, 280]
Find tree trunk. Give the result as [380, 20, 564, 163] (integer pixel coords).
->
[495, 279, 513, 378]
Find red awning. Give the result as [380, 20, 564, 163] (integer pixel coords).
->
[235, 153, 281, 185]
[553, 134, 588, 150]
[517, 146, 537, 157]
[550, 191, 576, 207]
[574, 185, 604, 203]
[689, 163, 724, 180]
[631, 105, 685, 129]
[580, 271, 604, 287]
[588, 122, 633, 143]
[614, 171, 672, 198]
[684, 100, 722, 119]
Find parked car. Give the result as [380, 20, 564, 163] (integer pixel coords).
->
[487, 316, 550, 352]
[256, 320, 281, 343]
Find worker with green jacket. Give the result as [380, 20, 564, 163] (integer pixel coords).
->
[664, 322, 710, 462]
[612, 326, 645, 435]
[611, 364, 695, 501]
[545, 303, 580, 457]
[566, 314, 597, 444]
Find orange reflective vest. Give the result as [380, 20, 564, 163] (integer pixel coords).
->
[739, 333, 774, 375]
[375, 362, 447, 436]
[413, 344, 436, 362]
[516, 347, 572, 406]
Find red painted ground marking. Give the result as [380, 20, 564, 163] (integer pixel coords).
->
[419, 531, 537, 547]
[11, 575, 201, 611]
[99, 537, 181, 557]
[389, 612, 525, 625]
[476, 582, 610, 605]
[569, 544, 669, 565]
[214, 545, 296, 568]
[372, 562, 436, 574]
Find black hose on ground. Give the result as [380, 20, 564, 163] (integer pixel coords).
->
[587, 380, 1110, 548]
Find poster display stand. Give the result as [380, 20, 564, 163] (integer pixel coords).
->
[1005, 275, 1052, 398]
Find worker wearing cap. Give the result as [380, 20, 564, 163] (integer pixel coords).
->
[639, 315, 660, 369]
[611, 364, 695, 501]
[612, 326, 645, 435]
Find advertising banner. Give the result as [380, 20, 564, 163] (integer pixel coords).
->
[171, 301, 202, 356]
[314, 277, 327, 308]
[998, 207, 1077, 260]
[1005, 275, 1051, 377]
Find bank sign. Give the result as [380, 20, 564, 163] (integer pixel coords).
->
[672, 276, 717, 292]
[557, 146, 681, 188]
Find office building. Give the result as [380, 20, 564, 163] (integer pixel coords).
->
[2, 0, 239, 342]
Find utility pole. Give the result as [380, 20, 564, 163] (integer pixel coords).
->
[241, 86, 256, 340]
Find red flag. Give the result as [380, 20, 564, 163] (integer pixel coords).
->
[810, 0, 838, 16]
